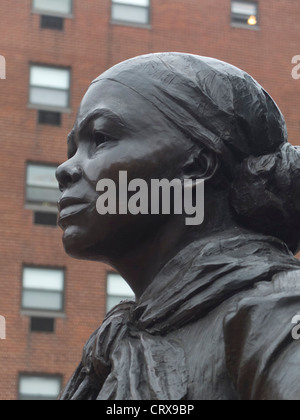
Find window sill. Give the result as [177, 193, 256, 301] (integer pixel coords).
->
[32, 10, 74, 19]
[110, 20, 152, 30]
[28, 104, 71, 113]
[25, 204, 58, 214]
[231, 22, 260, 31]
[21, 310, 65, 319]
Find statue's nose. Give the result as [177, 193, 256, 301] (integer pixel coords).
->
[56, 162, 83, 191]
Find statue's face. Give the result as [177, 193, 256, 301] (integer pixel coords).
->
[56, 78, 194, 261]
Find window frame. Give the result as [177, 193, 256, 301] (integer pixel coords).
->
[21, 266, 66, 317]
[32, 0, 73, 18]
[111, 0, 151, 27]
[231, 0, 259, 30]
[28, 64, 71, 113]
[18, 373, 62, 400]
[25, 161, 60, 214]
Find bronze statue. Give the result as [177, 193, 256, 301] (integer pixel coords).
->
[56, 53, 300, 400]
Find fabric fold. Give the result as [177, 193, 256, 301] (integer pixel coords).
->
[60, 232, 300, 400]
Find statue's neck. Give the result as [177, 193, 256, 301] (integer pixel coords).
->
[107, 195, 242, 299]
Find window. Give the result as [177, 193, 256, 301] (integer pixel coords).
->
[33, 0, 71, 31]
[231, 1, 258, 28]
[34, 212, 57, 227]
[40, 15, 64, 31]
[26, 163, 60, 212]
[32, 0, 72, 17]
[19, 375, 62, 400]
[29, 65, 71, 110]
[30, 317, 55, 333]
[38, 110, 62, 126]
[22, 267, 65, 313]
[107, 273, 135, 312]
[112, 0, 150, 25]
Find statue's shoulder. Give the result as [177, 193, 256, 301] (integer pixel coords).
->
[223, 269, 300, 400]
[224, 268, 300, 334]
[227, 268, 300, 310]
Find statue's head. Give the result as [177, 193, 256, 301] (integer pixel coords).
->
[56, 53, 300, 261]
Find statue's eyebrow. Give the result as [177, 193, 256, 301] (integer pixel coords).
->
[66, 109, 125, 159]
[78, 108, 126, 132]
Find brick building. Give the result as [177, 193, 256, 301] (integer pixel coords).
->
[0, 0, 299, 400]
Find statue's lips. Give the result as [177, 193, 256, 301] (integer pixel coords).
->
[59, 203, 89, 220]
[58, 197, 89, 211]
[58, 198, 90, 226]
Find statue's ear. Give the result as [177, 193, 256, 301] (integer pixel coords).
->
[182, 147, 220, 181]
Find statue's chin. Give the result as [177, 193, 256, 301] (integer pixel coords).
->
[62, 225, 90, 259]
[61, 226, 110, 262]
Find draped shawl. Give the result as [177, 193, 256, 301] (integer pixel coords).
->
[60, 232, 300, 400]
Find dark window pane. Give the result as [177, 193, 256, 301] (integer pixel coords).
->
[38, 110, 61, 126]
[30, 317, 55, 333]
[40, 15, 64, 30]
[34, 212, 57, 227]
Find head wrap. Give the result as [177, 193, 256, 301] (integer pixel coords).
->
[92, 53, 287, 176]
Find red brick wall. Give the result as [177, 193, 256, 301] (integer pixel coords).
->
[0, 0, 299, 399]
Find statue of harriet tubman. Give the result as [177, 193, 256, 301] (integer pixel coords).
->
[56, 53, 300, 400]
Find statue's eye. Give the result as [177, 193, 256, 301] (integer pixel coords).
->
[93, 132, 112, 147]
